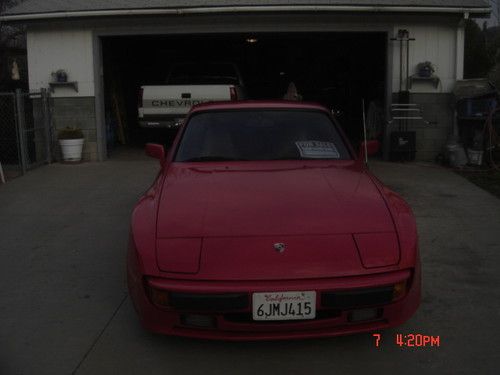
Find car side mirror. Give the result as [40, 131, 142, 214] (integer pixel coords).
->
[359, 140, 380, 161]
[145, 143, 166, 165]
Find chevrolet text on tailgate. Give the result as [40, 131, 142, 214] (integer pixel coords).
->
[138, 62, 246, 128]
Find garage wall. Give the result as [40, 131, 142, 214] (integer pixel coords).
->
[23, 14, 465, 163]
[390, 23, 462, 161]
[27, 29, 98, 161]
[391, 24, 461, 94]
[26, 21, 460, 98]
[27, 29, 95, 97]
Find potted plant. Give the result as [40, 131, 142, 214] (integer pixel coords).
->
[58, 127, 84, 162]
[417, 61, 435, 78]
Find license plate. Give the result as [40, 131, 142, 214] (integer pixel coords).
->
[252, 291, 316, 321]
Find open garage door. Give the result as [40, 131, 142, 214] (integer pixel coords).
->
[101, 32, 387, 156]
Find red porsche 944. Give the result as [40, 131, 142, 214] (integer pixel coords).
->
[127, 101, 421, 340]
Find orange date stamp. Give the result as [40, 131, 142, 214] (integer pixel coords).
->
[373, 333, 441, 348]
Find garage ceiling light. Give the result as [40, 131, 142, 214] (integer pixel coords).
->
[246, 37, 258, 44]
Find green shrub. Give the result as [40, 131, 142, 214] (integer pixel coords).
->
[58, 127, 84, 140]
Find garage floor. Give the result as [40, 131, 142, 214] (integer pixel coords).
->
[1, 159, 499, 374]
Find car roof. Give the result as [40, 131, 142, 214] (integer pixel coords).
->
[190, 100, 330, 113]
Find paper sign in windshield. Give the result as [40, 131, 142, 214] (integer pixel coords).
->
[296, 141, 340, 159]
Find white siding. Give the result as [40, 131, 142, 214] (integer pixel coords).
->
[391, 24, 461, 93]
[27, 29, 94, 97]
[24, 19, 463, 97]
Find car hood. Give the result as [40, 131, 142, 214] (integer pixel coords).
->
[157, 162, 395, 238]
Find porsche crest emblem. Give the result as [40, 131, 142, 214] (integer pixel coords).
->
[274, 243, 286, 253]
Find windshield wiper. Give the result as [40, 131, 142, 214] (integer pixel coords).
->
[182, 156, 248, 162]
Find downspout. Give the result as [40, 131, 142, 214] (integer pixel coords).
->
[453, 12, 468, 140]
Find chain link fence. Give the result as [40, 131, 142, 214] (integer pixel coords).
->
[0, 89, 53, 182]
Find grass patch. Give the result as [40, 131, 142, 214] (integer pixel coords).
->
[456, 169, 500, 199]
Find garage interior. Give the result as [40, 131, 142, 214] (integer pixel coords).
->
[101, 32, 387, 157]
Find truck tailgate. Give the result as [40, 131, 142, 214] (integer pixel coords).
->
[141, 85, 233, 116]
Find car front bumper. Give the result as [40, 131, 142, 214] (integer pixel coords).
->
[128, 258, 421, 341]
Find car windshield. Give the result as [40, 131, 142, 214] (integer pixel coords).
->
[175, 110, 351, 162]
[167, 63, 239, 85]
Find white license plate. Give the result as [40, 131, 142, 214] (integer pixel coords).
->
[252, 291, 316, 321]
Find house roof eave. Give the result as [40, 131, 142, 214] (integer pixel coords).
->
[0, 5, 492, 22]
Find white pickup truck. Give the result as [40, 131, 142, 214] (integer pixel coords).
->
[138, 62, 246, 128]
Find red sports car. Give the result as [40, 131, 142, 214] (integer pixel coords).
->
[127, 101, 421, 340]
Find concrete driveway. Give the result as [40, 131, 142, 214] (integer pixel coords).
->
[1, 157, 499, 374]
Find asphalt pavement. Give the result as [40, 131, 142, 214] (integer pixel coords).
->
[1, 156, 499, 374]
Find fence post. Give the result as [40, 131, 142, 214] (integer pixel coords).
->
[41, 88, 52, 163]
[15, 89, 27, 175]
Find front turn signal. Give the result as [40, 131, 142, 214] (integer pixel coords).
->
[393, 281, 407, 301]
[148, 286, 170, 308]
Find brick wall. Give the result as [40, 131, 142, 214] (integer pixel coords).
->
[391, 93, 454, 161]
[52, 97, 98, 161]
